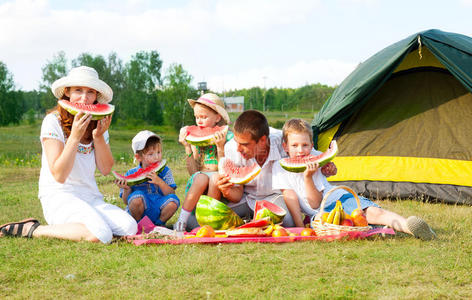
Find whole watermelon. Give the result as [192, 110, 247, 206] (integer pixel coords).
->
[196, 195, 244, 230]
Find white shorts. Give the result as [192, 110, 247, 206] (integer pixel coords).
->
[39, 192, 137, 243]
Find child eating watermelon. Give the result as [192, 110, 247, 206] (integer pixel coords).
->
[174, 93, 232, 231]
[114, 130, 179, 227]
[272, 118, 436, 240]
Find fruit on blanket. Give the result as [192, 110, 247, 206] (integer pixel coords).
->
[351, 208, 368, 227]
[226, 227, 266, 237]
[58, 100, 114, 120]
[236, 217, 271, 229]
[272, 226, 288, 237]
[185, 125, 228, 147]
[196, 225, 215, 238]
[263, 225, 274, 236]
[279, 140, 338, 173]
[218, 157, 261, 185]
[254, 200, 286, 224]
[111, 160, 166, 186]
[196, 195, 244, 230]
[300, 228, 316, 236]
[340, 218, 354, 226]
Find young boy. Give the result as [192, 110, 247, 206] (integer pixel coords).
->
[272, 119, 436, 240]
[115, 130, 180, 226]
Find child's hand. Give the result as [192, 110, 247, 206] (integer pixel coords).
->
[178, 126, 189, 146]
[93, 115, 112, 139]
[214, 130, 227, 149]
[114, 178, 130, 190]
[147, 171, 161, 185]
[304, 162, 319, 178]
[321, 162, 337, 177]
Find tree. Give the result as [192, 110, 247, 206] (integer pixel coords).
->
[40, 51, 68, 111]
[161, 63, 197, 130]
[0, 61, 23, 125]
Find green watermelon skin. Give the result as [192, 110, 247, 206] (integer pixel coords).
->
[279, 140, 338, 173]
[254, 200, 286, 224]
[196, 195, 244, 230]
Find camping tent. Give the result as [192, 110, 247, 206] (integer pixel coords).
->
[312, 29, 472, 204]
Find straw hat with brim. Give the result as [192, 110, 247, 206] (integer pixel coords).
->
[187, 93, 230, 124]
[51, 66, 113, 104]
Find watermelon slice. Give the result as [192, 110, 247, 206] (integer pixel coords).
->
[279, 140, 338, 173]
[185, 125, 228, 147]
[225, 227, 267, 237]
[58, 100, 115, 120]
[254, 200, 286, 224]
[236, 217, 271, 229]
[196, 195, 244, 230]
[111, 160, 166, 186]
[218, 157, 261, 185]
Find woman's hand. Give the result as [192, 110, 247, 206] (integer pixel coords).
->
[70, 111, 92, 141]
[93, 115, 112, 140]
[304, 162, 319, 178]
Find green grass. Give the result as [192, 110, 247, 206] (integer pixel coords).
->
[1, 116, 472, 299]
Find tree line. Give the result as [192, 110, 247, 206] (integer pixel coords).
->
[0, 51, 335, 128]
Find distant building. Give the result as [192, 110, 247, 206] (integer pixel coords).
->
[223, 96, 244, 112]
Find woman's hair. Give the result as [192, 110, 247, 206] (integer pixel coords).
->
[282, 118, 313, 143]
[48, 88, 97, 142]
[233, 110, 269, 141]
[193, 102, 227, 126]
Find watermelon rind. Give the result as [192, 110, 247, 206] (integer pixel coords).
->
[111, 159, 166, 186]
[58, 100, 115, 120]
[254, 200, 286, 224]
[218, 157, 261, 185]
[279, 140, 338, 173]
[196, 195, 244, 230]
[185, 125, 228, 147]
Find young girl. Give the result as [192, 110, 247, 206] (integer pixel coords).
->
[174, 93, 232, 231]
[272, 118, 436, 240]
[0, 66, 137, 243]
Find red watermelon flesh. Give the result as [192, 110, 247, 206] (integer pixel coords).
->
[279, 140, 338, 173]
[58, 100, 115, 120]
[218, 157, 261, 185]
[111, 160, 166, 186]
[236, 217, 271, 229]
[185, 125, 228, 146]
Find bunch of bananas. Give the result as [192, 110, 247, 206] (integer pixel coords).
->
[322, 200, 355, 226]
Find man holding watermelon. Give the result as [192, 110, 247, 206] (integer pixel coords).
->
[203, 110, 337, 227]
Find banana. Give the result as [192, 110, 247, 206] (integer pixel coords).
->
[263, 225, 274, 236]
[326, 201, 340, 224]
[333, 207, 341, 225]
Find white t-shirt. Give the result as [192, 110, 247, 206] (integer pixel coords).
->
[38, 113, 109, 201]
[224, 128, 286, 210]
[272, 149, 347, 216]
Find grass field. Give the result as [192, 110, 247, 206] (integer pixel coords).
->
[1, 113, 472, 299]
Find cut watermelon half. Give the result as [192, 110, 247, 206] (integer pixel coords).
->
[218, 157, 261, 185]
[185, 125, 228, 147]
[254, 200, 286, 224]
[111, 160, 166, 186]
[279, 140, 338, 173]
[58, 100, 115, 120]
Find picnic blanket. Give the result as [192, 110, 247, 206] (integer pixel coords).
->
[126, 216, 395, 246]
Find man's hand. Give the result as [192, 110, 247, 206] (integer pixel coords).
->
[321, 162, 337, 177]
[215, 174, 235, 198]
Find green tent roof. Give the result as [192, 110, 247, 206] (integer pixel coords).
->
[312, 29, 472, 143]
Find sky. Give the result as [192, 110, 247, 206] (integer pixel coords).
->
[0, 0, 471, 92]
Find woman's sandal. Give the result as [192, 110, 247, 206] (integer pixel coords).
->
[0, 218, 40, 238]
[406, 216, 436, 241]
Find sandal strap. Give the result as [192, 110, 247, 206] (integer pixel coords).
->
[27, 221, 40, 238]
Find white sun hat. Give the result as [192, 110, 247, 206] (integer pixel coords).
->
[51, 66, 113, 104]
[131, 130, 161, 154]
[187, 93, 230, 124]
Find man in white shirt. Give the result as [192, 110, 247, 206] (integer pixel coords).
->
[206, 110, 337, 226]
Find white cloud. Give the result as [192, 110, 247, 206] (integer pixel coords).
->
[205, 59, 357, 92]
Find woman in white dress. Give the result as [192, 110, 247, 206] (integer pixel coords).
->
[0, 66, 137, 243]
